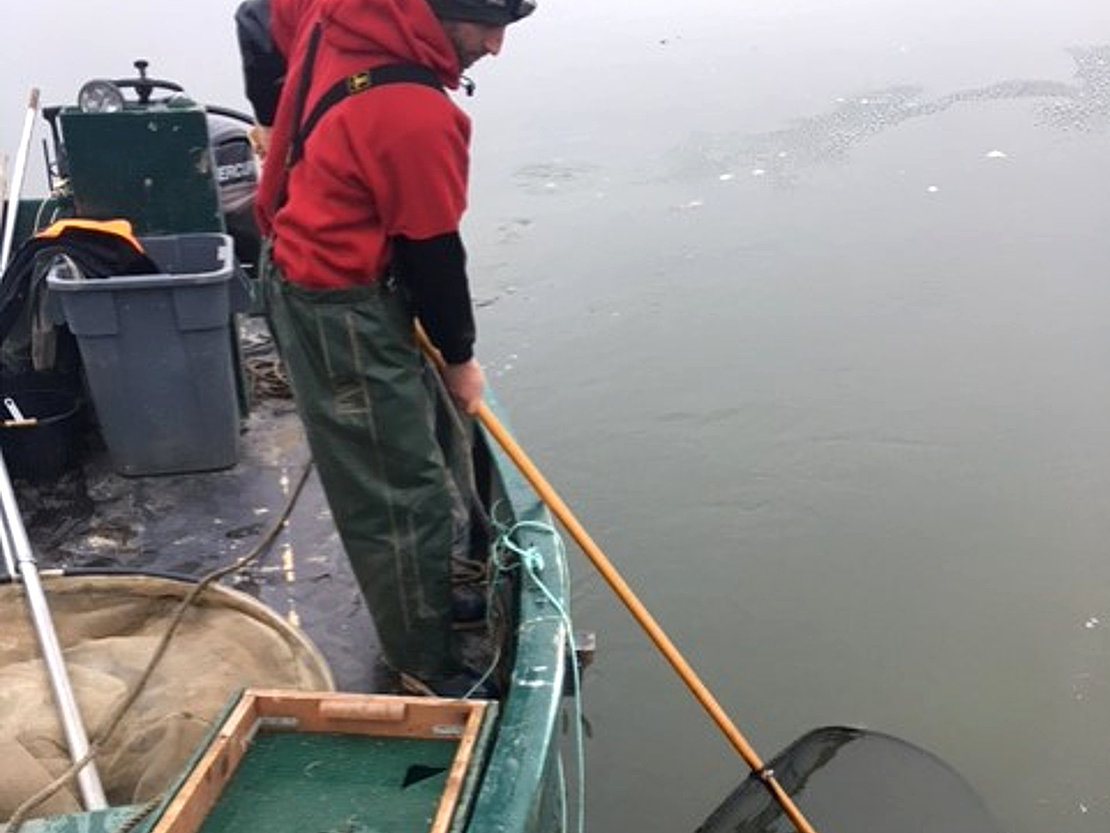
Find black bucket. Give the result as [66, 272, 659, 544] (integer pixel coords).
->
[0, 388, 84, 482]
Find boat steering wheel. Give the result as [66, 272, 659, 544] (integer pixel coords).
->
[111, 60, 184, 104]
[76, 60, 188, 113]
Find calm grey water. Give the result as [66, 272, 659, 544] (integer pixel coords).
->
[5, 2, 1110, 832]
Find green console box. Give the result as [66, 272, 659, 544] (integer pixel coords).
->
[59, 101, 224, 236]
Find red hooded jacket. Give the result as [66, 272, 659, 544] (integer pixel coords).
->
[254, 0, 469, 289]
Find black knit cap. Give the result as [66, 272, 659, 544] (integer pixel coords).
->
[427, 0, 536, 26]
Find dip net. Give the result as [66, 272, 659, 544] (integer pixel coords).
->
[0, 573, 334, 819]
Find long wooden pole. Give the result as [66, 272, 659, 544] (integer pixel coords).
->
[415, 327, 819, 833]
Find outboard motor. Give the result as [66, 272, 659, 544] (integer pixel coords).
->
[206, 114, 261, 267]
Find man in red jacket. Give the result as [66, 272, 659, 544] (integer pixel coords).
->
[235, 0, 534, 696]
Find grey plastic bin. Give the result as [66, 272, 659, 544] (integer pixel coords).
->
[47, 233, 239, 476]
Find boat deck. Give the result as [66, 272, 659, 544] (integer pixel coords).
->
[15, 333, 387, 693]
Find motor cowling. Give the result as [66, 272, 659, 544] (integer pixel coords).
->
[207, 114, 261, 266]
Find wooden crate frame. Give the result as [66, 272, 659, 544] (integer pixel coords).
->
[150, 689, 492, 833]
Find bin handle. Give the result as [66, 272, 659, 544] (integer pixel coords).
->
[2, 397, 34, 426]
[3, 397, 25, 421]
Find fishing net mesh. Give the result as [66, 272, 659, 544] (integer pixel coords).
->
[0, 574, 334, 819]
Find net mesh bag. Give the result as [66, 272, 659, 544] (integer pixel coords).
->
[0, 573, 334, 818]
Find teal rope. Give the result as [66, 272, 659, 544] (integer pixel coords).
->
[491, 512, 586, 833]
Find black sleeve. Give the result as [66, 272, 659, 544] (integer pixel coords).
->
[235, 0, 285, 126]
[391, 232, 476, 364]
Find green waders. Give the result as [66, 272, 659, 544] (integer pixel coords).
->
[262, 248, 471, 681]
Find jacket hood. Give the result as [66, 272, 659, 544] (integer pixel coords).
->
[319, 0, 460, 85]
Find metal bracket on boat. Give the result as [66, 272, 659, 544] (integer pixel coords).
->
[563, 630, 597, 696]
[256, 716, 299, 732]
[431, 724, 465, 737]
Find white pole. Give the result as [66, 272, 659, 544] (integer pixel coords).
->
[0, 87, 40, 272]
[0, 152, 9, 208]
[0, 450, 107, 810]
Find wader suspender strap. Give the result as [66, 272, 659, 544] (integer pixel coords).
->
[293, 65, 445, 164]
[274, 21, 444, 214]
[273, 21, 323, 215]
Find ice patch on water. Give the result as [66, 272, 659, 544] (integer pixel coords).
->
[660, 48, 1108, 189]
[513, 160, 601, 195]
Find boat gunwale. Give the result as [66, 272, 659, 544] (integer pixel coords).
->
[464, 390, 570, 833]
